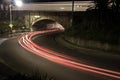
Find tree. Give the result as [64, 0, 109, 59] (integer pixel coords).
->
[94, 0, 110, 10]
[111, 0, 120, 12]
[0, 0, 11, 18]
[0, 0, 11, 34]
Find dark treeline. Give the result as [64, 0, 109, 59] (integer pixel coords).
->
[93, 0, 120, 12]
[65, 0, 120, 45]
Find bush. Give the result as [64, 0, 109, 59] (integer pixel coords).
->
[65, 10, 120, 45]
[0, 73, 55, 80]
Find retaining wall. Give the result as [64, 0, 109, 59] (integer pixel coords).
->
[64, 36, 120, 53]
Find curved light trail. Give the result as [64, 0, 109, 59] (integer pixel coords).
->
[18, 29, 120, 79]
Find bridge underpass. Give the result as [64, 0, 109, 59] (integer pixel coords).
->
[11, 1, 93, 31]
[25, 12, 71, 30]
[12, 11, 71, 31]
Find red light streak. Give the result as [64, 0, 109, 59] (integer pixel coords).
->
[18, 29, 120, 79]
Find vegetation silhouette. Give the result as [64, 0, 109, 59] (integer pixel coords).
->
[65, 0, 120, 45]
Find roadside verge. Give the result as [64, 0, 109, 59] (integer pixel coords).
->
[55, 35, 120, 60]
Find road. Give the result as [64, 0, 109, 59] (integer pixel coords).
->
[0, 38, 8, 45]
[0, 30, 120, 80]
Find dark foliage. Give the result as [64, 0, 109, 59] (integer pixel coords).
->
[112, 0, 120, 12]
[93, 0, 120, 12]
[0, 73, 55, 80]
[65, 0, 120, 45]
[65, 9, 120, 44]
[94, 0, 109, 10]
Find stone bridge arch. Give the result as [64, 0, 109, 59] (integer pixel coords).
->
[25, 12, 71, 31]
[32, 19, 64, 31]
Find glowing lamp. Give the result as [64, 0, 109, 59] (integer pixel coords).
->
[15, 0, 23, 7]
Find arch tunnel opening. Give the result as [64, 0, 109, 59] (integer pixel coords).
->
[32, 19, 65, 31]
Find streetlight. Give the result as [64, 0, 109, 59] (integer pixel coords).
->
[9, 3, 13, 33]
[71, 0, 74, 27]
[14, 0, 23, 7]
[9, 0, 23, 33]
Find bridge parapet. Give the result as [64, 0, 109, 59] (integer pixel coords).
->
[13, 11, 71, 30]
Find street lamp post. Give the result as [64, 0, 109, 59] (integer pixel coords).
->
[9, 0, 23, 33]
[9, 3, 13, 33]
[71, 0, 74, 27]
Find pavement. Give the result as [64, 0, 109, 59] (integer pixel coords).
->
[0, 38, 8, 45]
[0, 32, 120, 80]
[0, 38, 17, 78]
[33, 33, 120, 72]
[55, 35, 120, 61]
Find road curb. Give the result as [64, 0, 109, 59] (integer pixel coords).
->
[55, 35, 120, 60]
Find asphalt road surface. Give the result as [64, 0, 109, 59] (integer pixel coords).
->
[0, 31, 120, 80]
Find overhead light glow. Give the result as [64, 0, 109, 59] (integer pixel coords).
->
[34, 15, 40, 18]
[15, 0, 23, 7]
[60, 7, 65, 10]
[76, 5, 82, 8]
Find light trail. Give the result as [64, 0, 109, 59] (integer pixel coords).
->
[18, 29, 120, 79]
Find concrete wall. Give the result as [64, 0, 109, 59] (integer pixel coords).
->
[13, 11, 72, 30]
[29, 12, 71, 29]
[64, 36, 120, 53]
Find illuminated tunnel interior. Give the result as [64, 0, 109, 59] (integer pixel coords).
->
[32, 19, 64, 31]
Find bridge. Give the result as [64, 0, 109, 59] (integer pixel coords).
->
[11, 1, 93, 31]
